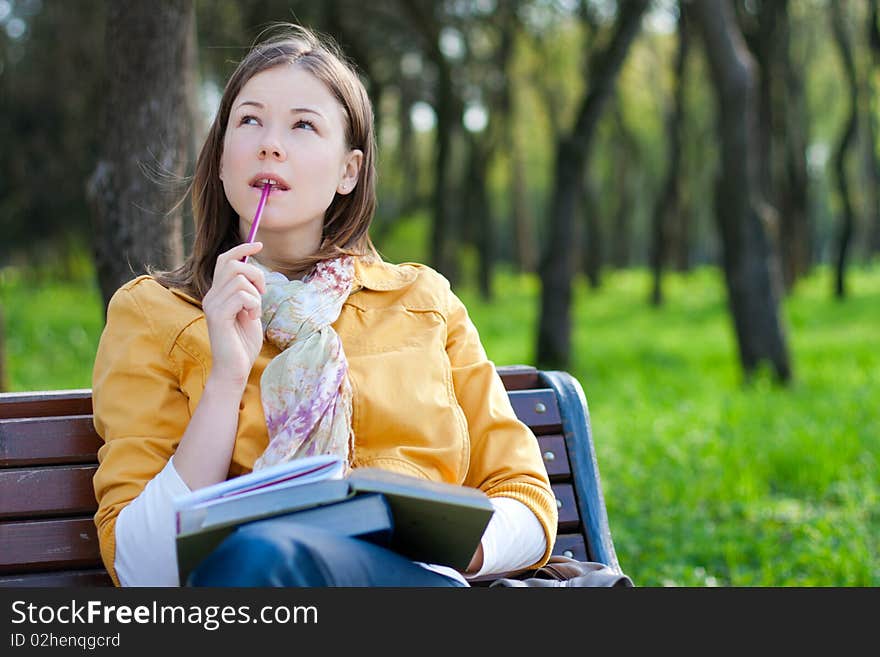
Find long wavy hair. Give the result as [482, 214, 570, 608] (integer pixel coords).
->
[150, 23, 379, 299]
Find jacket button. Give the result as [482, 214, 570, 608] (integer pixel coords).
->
[535, 402, 546, 414]
[543, 450, 556, 462]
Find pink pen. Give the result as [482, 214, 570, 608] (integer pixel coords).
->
[241, 183, 272, 263]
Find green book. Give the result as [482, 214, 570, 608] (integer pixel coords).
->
[346, 467, 495, 571]
[174, 459, 494, 582]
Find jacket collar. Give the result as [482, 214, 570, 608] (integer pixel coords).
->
[169, 286, 201, 307]
[352, 255, 418, 292]
[168, 254, 416, 307]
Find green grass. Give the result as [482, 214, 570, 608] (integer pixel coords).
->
[1, 251, 878, 586]
[0, 265, 104, 390]
[458, 263, 880, 587]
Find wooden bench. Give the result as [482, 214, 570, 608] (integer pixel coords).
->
[0, 364, 622, 586]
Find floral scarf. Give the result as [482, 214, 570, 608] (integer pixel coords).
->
[250, 255, 355, 472]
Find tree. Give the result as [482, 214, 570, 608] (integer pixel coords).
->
[869, 0, 880, 255]
[689, 0, 792, 382]
[829, 0, 858, 299]
[650, 3, 690, 306]
[608, 96, 639, 270]
[400, 0, 465, 285]
[861, 0, 880, 259]
[460, 3, 520, 301]
[536, 0, 650, 370]
[87, 0, 196, 312]
[506, 15, 539, 276]
[737, 0, 812, 291]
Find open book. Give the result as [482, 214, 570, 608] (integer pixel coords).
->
[173, 455, 495, 583]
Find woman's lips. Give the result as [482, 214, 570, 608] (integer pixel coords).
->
[251, 185, 288, 194]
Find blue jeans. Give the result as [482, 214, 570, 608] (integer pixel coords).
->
[187, 517, 467, 587]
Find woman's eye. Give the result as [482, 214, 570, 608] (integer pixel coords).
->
[293, 119, 315, 131]
[239, 115, 259, 126]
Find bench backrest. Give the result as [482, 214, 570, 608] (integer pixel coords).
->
[0, 365, 619, 586]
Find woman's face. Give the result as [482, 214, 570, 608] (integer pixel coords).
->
[219, 64, 362, 245]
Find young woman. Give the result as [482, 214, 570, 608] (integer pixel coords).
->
[91, 23, 557, 587]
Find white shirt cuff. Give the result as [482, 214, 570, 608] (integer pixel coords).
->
[114, 456, 191, 586]
[467, 497, 546, 579]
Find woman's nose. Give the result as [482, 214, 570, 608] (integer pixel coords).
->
[258, 135, 286, 160]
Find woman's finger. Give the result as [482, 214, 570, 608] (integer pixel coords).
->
[214, 272, 263, 304]
[213, 242, 263, 283]
[212, 251, 267, 295]
[210, 289, 261, 324]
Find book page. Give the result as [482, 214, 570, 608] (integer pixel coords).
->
[172, 454, 344, 512]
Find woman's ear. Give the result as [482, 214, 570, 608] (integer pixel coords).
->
[337, 149, 363, 195]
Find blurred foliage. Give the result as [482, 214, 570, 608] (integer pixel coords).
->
[0, 0, 105, 266]
[2, 0, 879, 276]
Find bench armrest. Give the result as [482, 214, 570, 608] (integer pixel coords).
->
[539, 370, 620, 573]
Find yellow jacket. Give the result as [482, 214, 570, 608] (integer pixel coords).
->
[92, 256, 557, 585]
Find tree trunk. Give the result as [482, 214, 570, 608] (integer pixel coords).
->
[690, 0, 792, 382]
[182, 7, 200, 257]
[499, 6, 536, 276]
[400, 0, 462, 285]
[464, 135, 493, 300]
[397, 78, 420, 218]
[609, 101, 636, 269]
[859, 80, 880, 264]
[468, 4, 519, 300]
[537, 0, 649, 370]
[88, 0, 194, 313]
[431, 98, 458, 283]
[582, 175, 603, 289]
[778, 1, 812, 289]
[651, 4, 689, 306]
[741, 0, 811, 291]
[869, 0, 880, 254]
[830, 0, 858, 299]
[671, 202, 692, 272]
[510, 150, 537, 274]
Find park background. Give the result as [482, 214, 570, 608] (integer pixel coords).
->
[0, 0, 877, 586]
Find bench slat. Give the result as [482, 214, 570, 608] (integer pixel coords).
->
[0, 568, 113, 587]
[0, 465, 98, 519]
[551, 483, 580, 533]
[0, 416, 102, 467]
[552, 534, 587, 561]
[508, 390, 562, 434]
[0, 517, 103, 573]
[537, 434, 571, 481]
[0, 390, 93, 419]
[496, 365, 542, 391]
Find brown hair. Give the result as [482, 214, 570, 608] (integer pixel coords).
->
[150, 23, 379, 299]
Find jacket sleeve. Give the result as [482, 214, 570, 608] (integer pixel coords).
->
[443, 283, 558, 569]
[91, 281, 191, 586]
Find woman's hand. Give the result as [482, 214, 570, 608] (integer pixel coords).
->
[202, 241, 267, 390]
[465, 542, 484, 576]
